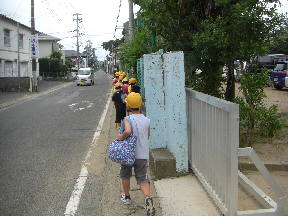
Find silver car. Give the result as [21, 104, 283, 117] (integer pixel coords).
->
[75, 68, 95, 86]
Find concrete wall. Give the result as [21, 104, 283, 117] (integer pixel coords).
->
[144, 54, 166, 149]
[0, 77, 30, 91]
[39, 41, 52, 58]
[144, 51, 188, 172]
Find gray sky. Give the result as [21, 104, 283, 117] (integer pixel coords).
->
[1, 0, 140, 60]
[1, 0, 287, 61]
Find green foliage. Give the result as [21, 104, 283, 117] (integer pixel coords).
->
[39, 51, 67, 78]
[234, 70, 282, 146]
[102, 38, 124, 53]
[269, 17, 288, 54]
[259, 105, 282, 137]
[119, 27, 159, 74]
[83, 40, 98, 69]
[132, 0, 284, 100]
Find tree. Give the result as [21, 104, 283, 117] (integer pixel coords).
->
[269, 19, 288, 54]
[82, 40, 98, 68]
[133, 0, 284, 100]
[102, 38, 124, 54]
[119, 25, 159, 75]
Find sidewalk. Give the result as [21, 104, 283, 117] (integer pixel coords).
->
[100, 97, 222, 216]
[0, 80, 72, 110]
[99, 100, 162, 216]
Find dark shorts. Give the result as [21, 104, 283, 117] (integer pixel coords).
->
[115, 107, 126, 123]
[120, 159, 149, 185]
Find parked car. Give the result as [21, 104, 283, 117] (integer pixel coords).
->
[270, 61, 288, 90]
[75, 68, 95, 86]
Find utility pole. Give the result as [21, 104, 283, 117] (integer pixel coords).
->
[73, 13, 82, 70]
[31, 0, 37, 91]
[17, 22, 20, 77]
[128, 0, 134, 40]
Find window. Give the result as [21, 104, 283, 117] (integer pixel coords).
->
[4, 29, 11, 47]
[19, 34, 24, 49]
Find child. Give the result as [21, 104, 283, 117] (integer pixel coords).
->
[122, 77, 129, 95]
[112, 72, 119, 85]
[112, 82, 126, 128]
[116, 92, 155, 216]
[128, 78, 141, 94]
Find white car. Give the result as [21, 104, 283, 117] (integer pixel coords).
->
[76, 68, 95, 86]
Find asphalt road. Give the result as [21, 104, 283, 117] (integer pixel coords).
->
[0, 70, 112, 216]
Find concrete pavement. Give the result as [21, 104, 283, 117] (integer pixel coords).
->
[0, 77, 223, 216]
[98, 87, 221, 216]
[0, 80, 72, 110]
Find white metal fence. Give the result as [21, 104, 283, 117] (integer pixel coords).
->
[186, 88, 288, 216]
[186, 88, 239, 216]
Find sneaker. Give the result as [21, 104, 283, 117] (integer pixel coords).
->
[121, 193, 132, 205]
[145, 196, 155, 216]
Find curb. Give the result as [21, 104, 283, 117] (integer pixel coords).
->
[0, 82, 72, 111]
[239, 162, 288, 171]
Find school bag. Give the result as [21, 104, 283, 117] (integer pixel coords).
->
[108, 116, 137, 166]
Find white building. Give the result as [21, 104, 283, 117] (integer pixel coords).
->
[38, 33, 65, 63]
[0, 14, 62, 91]
[0, 14, 34, 79]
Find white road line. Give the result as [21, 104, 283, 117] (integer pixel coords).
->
[64, 91, 112, 216]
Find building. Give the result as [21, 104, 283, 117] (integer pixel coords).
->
[63, 50, 87, 69]
[38, 33, 65, 63]
[0, 14, 35, 91]
[0, 14, 63, 91]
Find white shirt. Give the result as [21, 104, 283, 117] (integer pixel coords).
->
[128, 114, 150, 160]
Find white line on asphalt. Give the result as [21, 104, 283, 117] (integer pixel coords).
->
[64, 91, 112, 216]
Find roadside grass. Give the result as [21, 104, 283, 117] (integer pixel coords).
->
[255, 113, 287, 146]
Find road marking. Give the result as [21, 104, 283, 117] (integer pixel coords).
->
[68, 100, 94, 112]
[64, 91, 112, 216]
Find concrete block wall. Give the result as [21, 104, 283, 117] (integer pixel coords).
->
[144, 51, 188, 172]
[0, 77, 30, 91]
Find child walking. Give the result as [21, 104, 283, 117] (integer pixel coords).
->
[116, 92, 155, 216]
[112, 82, 126, 128]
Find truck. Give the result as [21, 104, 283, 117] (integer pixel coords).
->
[270, 61, 288, 90]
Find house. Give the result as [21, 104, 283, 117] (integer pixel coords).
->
[64, 50, 87, 69]
[0, 14, 35, 91]
[0, 14, 62, 91]
[38, 33, 65, 63]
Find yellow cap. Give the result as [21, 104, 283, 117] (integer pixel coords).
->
[119, 75, 124, 81]
[125, 92, 142, 108]
[129, 78, 137, 84]
[114, 82, 121, 88]
[123, 77, 128, 82]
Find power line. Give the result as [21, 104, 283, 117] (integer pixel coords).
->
[113, 0, 122, 39]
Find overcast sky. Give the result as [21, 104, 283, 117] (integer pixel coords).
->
[0, 0, 287, 61]
[1, 0, 140, 60]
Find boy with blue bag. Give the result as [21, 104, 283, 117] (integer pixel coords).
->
[116, 92, 155, 216]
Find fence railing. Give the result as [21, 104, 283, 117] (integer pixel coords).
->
[186, 88, 239, 216]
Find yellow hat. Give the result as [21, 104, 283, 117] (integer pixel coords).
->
[129, 78, 137, 84]
[125, 92, 142, 108]
[114, 82, 121, 88]
[119, 75, 124, 81]
[123, 77, 128, 82]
